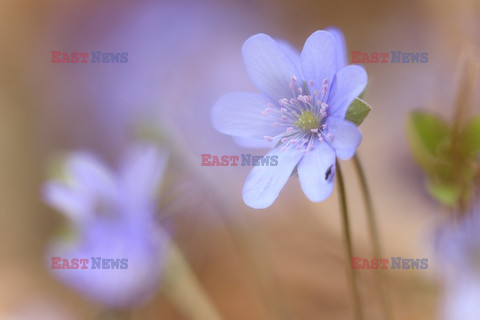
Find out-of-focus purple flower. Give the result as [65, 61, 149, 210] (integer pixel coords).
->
[436, 205, 480, 320]
[212, 29, 367, 208]
[43, 145, 168, 308]
[35, 1, 261, 159]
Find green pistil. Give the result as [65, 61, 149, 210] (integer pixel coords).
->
[295, 110, 319, 131]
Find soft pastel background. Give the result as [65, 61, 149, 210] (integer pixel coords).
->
[0, 0, 479, 319]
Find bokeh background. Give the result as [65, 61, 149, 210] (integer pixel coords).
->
[1, 0, 479, 319]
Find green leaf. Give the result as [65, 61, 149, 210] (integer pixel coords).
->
[345, 98, 371, 126]
[406, 111, 450, 169]
[425, 179, 461, 207]
[460, 116, 480, 155]
[407, 111, 450, 154]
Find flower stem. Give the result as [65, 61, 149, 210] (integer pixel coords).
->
[352, 154, 392, 320]
[336, 160, 364, 320]
[162, 242, 225, 320]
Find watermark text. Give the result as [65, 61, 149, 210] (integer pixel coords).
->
[51, 51, 128, 63]
[201, 154, 278, 166]
[351, 51, 428, 63]
[50, 257, 129, 269]
[352, 257, 429, 269]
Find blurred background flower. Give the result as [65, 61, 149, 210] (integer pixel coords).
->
[43, 145, 168, 308]
[435, 201, 480, 320]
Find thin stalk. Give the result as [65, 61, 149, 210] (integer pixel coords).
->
[336, 160, 364, 320]
[162, 242, 225, 320]
[353, 154, 392, 320]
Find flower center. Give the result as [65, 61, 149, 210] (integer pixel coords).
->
[261, 75, 333, 154]
[295, 110, 319, 132]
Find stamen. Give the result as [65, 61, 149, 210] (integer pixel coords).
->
[266, 74, 334, 154]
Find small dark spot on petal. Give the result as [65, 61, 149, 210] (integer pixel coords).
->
[325, 165, 333, 181]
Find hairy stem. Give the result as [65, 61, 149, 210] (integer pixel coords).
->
[353, 154, 392, 320]
[336, 160, 364, 320]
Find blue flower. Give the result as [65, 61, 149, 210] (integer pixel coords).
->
[43, 145, 169, 307]
[212, 29, 367, 208]
[436, 208, 480, 320]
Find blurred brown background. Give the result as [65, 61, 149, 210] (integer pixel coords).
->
[1, 0, 479, 319]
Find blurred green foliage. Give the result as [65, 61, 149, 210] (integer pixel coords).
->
[407, 111, 480, 208]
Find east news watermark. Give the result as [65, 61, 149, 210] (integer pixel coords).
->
[51, 51, 128, 63]
[201, 154, 278, 166]
[351, 51, 428, 63]
[352, 257, 429, 269]
[50, 257, 128, 269]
